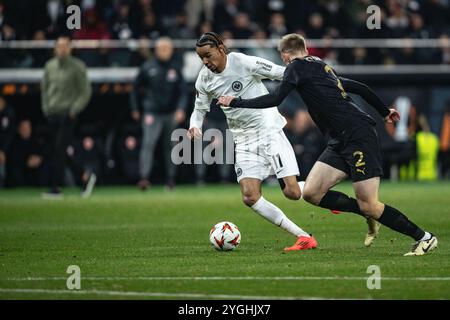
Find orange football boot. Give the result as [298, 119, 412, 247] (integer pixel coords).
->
[284, 235, 318, 252]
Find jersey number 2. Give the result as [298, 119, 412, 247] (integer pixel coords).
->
[324, 65, 347, 99]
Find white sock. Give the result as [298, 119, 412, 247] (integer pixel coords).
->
[420, 232, 432, 241]
[298, 181, 305, 198]
[251, 196, 310, 237]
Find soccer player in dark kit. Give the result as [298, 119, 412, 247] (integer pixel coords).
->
[218, 33, 437, 256]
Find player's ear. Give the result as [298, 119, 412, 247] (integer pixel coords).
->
[218, 44, 226, 55]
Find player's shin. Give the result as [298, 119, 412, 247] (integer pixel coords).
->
[377, 205, 426, 241]
[251, 196, 310, 237]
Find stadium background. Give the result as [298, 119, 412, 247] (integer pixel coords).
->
[1, 0, 450, 187]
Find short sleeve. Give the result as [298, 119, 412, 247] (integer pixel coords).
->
[237, 53, 285, 81]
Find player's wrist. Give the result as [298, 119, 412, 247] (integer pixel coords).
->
[230, 97, 241, 108]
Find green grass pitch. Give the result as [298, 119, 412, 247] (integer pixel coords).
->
[0, 182, 449, 300]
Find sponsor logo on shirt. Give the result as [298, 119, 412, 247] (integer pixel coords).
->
[256, 60, 273, 71]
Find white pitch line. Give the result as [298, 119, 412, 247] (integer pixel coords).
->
[0, 288, 352, 300]
[3, 276, 450, 281]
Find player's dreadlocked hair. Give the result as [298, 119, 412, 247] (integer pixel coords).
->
[196, 32, 230, 54]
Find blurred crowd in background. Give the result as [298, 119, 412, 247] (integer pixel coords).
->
[1, 0, 450, 189]
[1, 0, 450, 67]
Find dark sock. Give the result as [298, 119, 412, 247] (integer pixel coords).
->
[318, 190, 363, 216]
[378, 205, 425, 241]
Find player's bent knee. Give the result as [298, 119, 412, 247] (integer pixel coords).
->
[242, 193, 261, 207]
[302, 187, 321, 205]
[357, 200, 378, 216]
[283, 187, 301, 200]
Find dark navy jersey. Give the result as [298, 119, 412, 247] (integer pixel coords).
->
[231, 56, 390, 141]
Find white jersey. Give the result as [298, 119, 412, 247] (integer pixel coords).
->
[190, 52, 287, 143]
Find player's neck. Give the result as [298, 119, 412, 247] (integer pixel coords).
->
[216, 55, 227, 73]
[289, 53, 307, 62]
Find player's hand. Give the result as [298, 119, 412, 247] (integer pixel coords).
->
[385, 108, 400, 123]
[217, 96, 236, 107]
[27, 155, 42, 168]
[0, 151, 5, 165]
[187, 127, 202, 140]
[131, 110, 140, 122]
[174, 109, 186, 124]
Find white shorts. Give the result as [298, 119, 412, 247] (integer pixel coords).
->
[234, 130, 300, 183]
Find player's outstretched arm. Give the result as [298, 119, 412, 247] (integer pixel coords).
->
[187, 108, 206, 140]
[339, 77, 390, 118]
[218, 81, 295, 109]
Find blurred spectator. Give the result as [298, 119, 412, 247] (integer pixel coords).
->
[0, 1, 9, 38]
[385, 0, 410, 38]
[408, 13, 435, 63]
[77, 132, 104, 182]
[129, 36, 151, 67]
[0, 96, 15, 187]
[0, 24, 19, 68]
[156, 0, 186, 29]
[318, 0, 353, 37]
[384, 96, 418, 180]
[30, 30, 52, 68]
[108, 2, 134, 66]
[196, 20, 213, 37]
[440, 101, 450, 179]
[74, 8, 112, 40]
[416, 114, 439, 181]
[267, 12, 288, 39]
[7, 119, 43, 186]
[305, 12, 326, 38]
[41, 36, 95, 198]
[117, 123, 141, 183]
[434, 33, 450, 64]
[185, 0, 215, 31]
[245, 29, 282, 64]
[130, 37, 188, 190]
[420, 0, 450, 34]
[110, 2, 133, 40]
[386, 96, 417, 141]
[351, 47, 371, 65]
[231, 12, 254, 39]
[168, 11, 196, 40]
[138, 10, 163, 40]
[42, 0, 67, 39]
[74, 8, 112, 67]
[213, 0, 243, 33]
[392, 38, 420, 65]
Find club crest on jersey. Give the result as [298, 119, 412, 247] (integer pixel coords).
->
[232, 81, 243, 92]
[236, 167, 243, 177]
[166, 68, 178, 82]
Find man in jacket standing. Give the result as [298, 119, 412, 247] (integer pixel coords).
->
[41, 36, 95, 198]
[131, 37, 188, 190]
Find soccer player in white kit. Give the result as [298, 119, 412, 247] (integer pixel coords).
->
[187, 32, 317, 251]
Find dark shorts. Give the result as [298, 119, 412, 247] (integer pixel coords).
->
[317, 125, 384, 182]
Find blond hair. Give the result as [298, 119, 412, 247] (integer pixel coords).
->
[277, 33, 307, 54]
